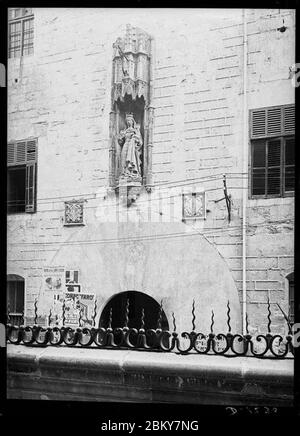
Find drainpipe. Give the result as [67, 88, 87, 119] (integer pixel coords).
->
[242, 9, 248, 335]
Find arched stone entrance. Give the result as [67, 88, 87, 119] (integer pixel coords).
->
[99, 290, 169, 330]
[44, 220, 242, 334]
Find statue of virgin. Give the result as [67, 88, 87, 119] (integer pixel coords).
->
[118, 113, 143, 179]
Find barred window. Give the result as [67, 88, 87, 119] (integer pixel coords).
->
[7, 274, 25, 326]
[250, 105, 295, 198]
[8, 8, 34, 58]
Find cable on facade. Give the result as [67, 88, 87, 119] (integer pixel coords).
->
[8, 219, 293, 247]
[25, 172, 250, 204]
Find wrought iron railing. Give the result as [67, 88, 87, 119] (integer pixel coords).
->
[6, 298, 294, 358]
[6, 312, 24, 327]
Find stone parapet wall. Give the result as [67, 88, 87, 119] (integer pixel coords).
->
[7, 345, 293, 405]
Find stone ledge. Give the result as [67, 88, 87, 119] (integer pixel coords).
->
[7, 344, 293, 405]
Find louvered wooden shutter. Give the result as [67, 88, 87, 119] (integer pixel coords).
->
[285, 137, 295, 192]
[251, 110, 266, 138]
[252, 141, 266, 195]
[267, 107, 281, 136]
[283, 105, 295, 134]
[16, 141, 26, 164]
[7, 139, 37, 166]
[251, 105, 294, 139]
[267, 139, 281, 195]
[26, 140, 37, 161]
[7, 143, 15, 165]
[25, 162, 36, 212]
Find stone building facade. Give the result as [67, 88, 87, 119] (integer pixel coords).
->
[7, 8, 295, 337]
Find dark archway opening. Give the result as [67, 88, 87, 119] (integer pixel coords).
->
[99, 291, 169, 331]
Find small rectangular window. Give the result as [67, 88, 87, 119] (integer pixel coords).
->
[8, 8, 34, 58]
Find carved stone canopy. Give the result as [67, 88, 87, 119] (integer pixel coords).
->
[112, 24, 151, 104]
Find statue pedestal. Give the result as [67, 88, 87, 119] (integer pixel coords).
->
[117, 176, 142, 207]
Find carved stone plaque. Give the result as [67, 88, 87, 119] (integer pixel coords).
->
[64, 200, 84, 226]
[182, 192, 206, 220]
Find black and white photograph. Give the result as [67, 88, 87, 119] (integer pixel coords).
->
[2, 3, 298, 423]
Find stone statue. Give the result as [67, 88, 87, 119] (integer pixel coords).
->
[118, 113, 143, 179]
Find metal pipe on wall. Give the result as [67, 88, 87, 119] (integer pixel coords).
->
[242, 9, 248, 334]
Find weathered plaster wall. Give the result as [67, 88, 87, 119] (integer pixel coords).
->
[7, 8, 295, 333]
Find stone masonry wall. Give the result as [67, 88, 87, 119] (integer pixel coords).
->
[7, 8, 295, 334]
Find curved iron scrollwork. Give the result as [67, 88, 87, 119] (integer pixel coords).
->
[6, 323, 294, 358]
[6, 300, 294, 358]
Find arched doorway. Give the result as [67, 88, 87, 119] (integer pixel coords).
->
[7, 274, 25, 326]
[99, 291, 169, 331]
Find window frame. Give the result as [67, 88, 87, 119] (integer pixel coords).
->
[249, 104, 295, 200]
[8, 8, 34, 58]
[7, 139, 38, 214]
[7, 275, 25, 324]
[250, 136, 295, 199]
[7, 165, 27, 213]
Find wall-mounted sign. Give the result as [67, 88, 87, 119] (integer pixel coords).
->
[64, 200, 84, 226]
[63, 292, 95, 327]
[65, 270, 81, 292]
[182, 192, 206, 220]
[43, 266, 65, 292]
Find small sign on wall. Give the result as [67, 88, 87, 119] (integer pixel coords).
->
[64, 200, 85, 226]
[43, 266, 65, 292]
[182, 191, 206, 220]
[65, 269, 81, 292]
[63, 292, 95, 327]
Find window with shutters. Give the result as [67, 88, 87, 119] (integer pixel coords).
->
[8, 8, 34, 58]
[7, 139, 37, 213]
[250, 104, 295, 198]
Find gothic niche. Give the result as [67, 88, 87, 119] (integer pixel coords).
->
[109, 24, 154, 206]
